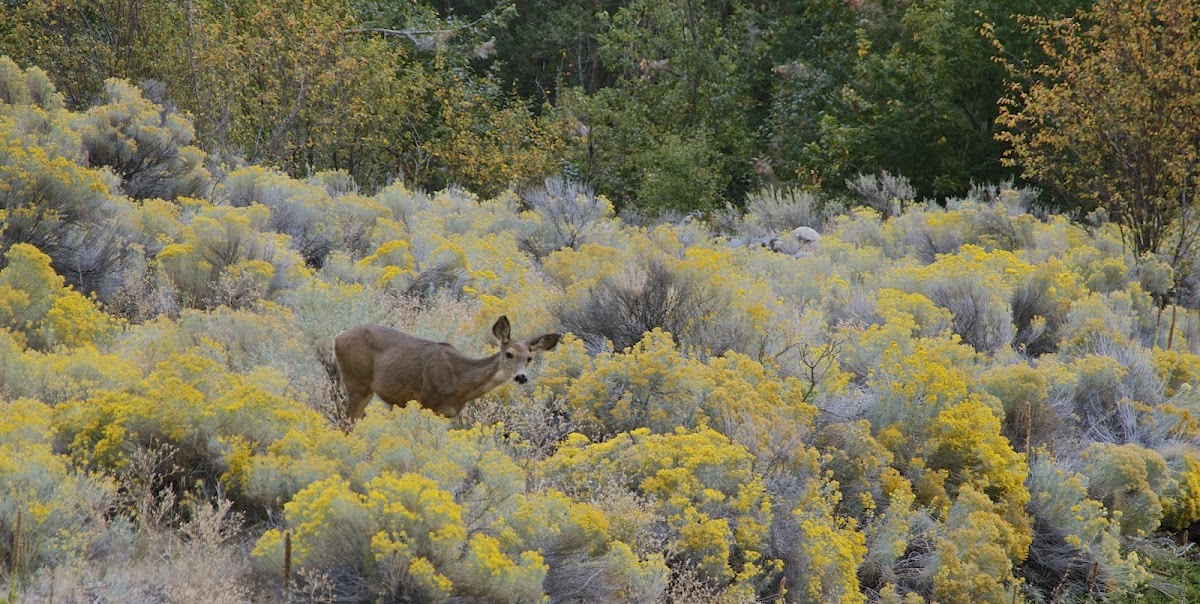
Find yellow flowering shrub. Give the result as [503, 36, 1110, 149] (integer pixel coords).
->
[1058, 354, 1131, 436]
[357, 237, 417, 288]
[874, 289, 953, 339]
[2, 109, 1192, 602]
[1082, 442, 1171, 536]
[74, 78, 209, 200]
[251, 476, 373, 579]
[347, 408, 526, 517]
[700, 352, 820, 475]
[0, 57, 78, 156]
[674, 243, 780, 337]
[542, 427, 776, 592]
[895, 243, 1034, 291]
[155, 202, 303, 308]
[790, 481, 867, 604]
[1025, 454, 1144, 597]
[131, 198, 183, 256]
[860, 470, 921, 594]
[1159, 446, 1200, 532]
[0, 243, 120, 350]
[924, 400, 1028, 510]
[979, 362, 1056, 451]
[1059, 293, 1137, 357]
[929, 487, 1022, 604]
[44, 288, 122, 348]
[0, 324, 139, 406]
[508, 487, 669, 600]
[244, 424, 359, 508]
[917, 399, 1032, 567]
[253, 453, 548, 600]
[561, 330, 821, 478]
[0, 244, 65, 344]
[1153, 348, 1200, 400]
[53, 350, 327, 502]
[542, 242, 628, 297]
[0, 111, 122, 288]
[865, 338, 983, 452]
[19, 344, 140, 404]
[0, 398, 115, 576]
[251, 402, 670, 601]
[815, 421, 894, 518]
[0, 329, 33, 400]
[566, 329, 703, 435]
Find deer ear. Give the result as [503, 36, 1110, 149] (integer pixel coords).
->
[491, 316, 511, 345]
[528, 333, 561, 352]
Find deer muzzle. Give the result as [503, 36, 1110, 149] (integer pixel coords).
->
[514, 374, 528, 384]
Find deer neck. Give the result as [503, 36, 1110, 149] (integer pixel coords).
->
[454, 352, 509, 402]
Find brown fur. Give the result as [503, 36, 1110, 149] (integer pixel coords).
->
[334, 316, 561, 420]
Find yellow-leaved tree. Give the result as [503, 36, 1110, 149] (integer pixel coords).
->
[996, 0, 1200, 330]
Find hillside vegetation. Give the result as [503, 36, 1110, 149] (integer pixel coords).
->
[1, 50, 1200, 603]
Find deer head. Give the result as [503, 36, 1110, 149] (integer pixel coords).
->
[487, 315, 562, 385]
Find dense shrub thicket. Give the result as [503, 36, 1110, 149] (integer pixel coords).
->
[2, 59, 1200, 603]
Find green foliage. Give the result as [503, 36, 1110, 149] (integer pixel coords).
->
[1123, 545, 1200, 604]
[775, 0, 1083, 197]
[633, 131, 725, 213]
[556, 0, 753, 211]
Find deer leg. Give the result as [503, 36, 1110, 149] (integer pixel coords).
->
[334, 337, 375, 421]
[343, 385, 374, 420]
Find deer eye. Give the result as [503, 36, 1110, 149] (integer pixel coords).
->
[527, 357, 533, 363]
[505, 352, 514, 359]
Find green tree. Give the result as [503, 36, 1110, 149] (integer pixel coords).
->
[775, 0, 1085, 198]
[558, 0, 756, 212]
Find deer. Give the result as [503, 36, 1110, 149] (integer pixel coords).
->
[334, 316, 561, 421]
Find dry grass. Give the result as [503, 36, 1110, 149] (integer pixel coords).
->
[8, 498, 253, 604]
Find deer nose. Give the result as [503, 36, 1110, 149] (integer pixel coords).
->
[514, 374, 528, 384]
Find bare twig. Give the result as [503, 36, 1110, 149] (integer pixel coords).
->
[340, 2, 512, 50]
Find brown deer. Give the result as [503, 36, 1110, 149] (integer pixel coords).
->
[334, 316, 561, 420]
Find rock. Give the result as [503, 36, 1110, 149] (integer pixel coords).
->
[792, 226, 821, 243]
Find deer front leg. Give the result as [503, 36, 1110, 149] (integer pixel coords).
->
[343, 384, 375, 420]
